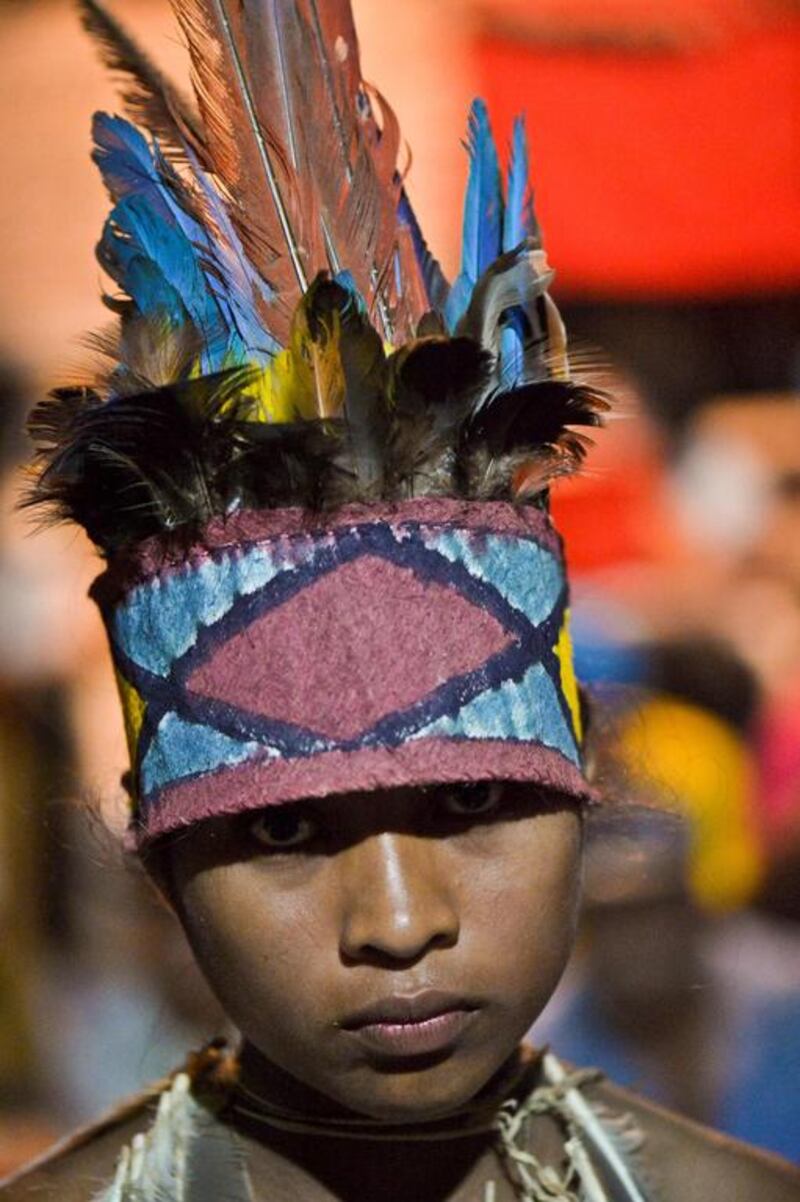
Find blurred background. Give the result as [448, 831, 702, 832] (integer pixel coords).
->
[0, 0, 799, 1176]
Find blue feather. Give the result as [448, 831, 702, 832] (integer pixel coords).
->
[499, 317, 525, 388]
[444, 99, 503, 331]
[93, 114, 210, 258]
[105, 196, 211, 323]
[122, 259, 187, 327]
[93, 114, 162, 206]
[503, 114, 541, 253]
[94, 115, 226, 362]
[186, 145, 279, 358]
[397, 191, 449, 311]
[500, 116, 542, 385]
[93, 113, 278, 369]
[462, 99, 503, 279]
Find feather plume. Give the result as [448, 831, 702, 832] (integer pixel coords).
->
[500, 115, 540, 386]
[165, 0, 428, 344]
[29, 8, 609, 551]
[541, 1054, 650, 1202]
[28, 370, 255, 550]
[337, 318, 389, 495]
[503, 115, 540, 254]
[93, 112, 278, 381]
[116, 316, 203, 395]
[444, 99, 503, 332]
[456, 239, 552, 362]
[28, 307, 607, 550]
[462, 379, 609, 501]
[466, 380, 608, 457]
[397, 190, 450, 314]
[93, 1073, 253, 1202]
[170, 0, 318, 317]
[387, 338, 491, 496]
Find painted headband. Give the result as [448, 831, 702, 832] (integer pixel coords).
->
[93, 499, 591, 847]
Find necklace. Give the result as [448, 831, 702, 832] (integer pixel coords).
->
[230, 1051, 650, 1202]
[231, 1045, 538, 1143]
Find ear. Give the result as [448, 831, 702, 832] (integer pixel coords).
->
[119, 768, 175, 908]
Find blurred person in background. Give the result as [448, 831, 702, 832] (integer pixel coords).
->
[672, 395, 800, 922]
[538, 800, 800, 1165]
[0, 360, 225, 1157]
[538, 632, 800, 1162]
[475, 3, 800, 943]
[0, 362, 68, 1174]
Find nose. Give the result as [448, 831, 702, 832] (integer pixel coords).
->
[338, 832, 460, 965]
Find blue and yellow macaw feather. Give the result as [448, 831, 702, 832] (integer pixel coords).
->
[444, 99, 503, 332]
[444, 101, 540, 348]
[94, 113, 278, 378]
[94, 98, 543, 399]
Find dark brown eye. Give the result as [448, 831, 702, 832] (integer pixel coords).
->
[250, 808, 316, 849]
[440, 782, 505, 817]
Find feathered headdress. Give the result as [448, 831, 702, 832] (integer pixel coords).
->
[25, 0, 604, 845]
[27, 0, 606, 552]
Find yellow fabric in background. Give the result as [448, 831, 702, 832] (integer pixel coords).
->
[616, 698, 764, 912]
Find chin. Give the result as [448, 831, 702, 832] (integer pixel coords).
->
[325, 1049, 506, 1123]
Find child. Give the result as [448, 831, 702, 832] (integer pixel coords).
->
[4, 1, 799, 1198]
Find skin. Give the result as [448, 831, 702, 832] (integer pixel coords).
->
[4, 784, 800, 1199]
[166, 782, 583, 1128]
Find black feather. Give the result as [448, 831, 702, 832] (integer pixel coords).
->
[339, 328, 388, 495]
[391, 338, 492, 414]
[27, 324, 608, 551]
[384, 338, 491, 497]
[27, 368, 358, 552]
[465, 380, 608, 456]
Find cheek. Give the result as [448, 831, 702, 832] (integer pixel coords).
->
[461, 811, 582, 1017]
[174, 863, 334, 1059]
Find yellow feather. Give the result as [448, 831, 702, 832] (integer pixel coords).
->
[246, 352, 302, 423]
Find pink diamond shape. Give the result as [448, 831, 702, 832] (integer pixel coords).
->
[186, 553, 512, 742]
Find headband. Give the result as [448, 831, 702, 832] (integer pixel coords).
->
[94, 500, 589, 846]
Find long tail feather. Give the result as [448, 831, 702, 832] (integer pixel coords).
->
[171, 0, 317, 318]
[79, 0, 206, 165]
[500, 116, 540, 385]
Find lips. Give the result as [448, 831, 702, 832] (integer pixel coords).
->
[339, 991, 479, 1059]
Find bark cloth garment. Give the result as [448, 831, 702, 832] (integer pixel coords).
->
[92, 1047, 654, 1202]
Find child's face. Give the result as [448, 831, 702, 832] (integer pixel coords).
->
[166, 783, 582, 1121]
